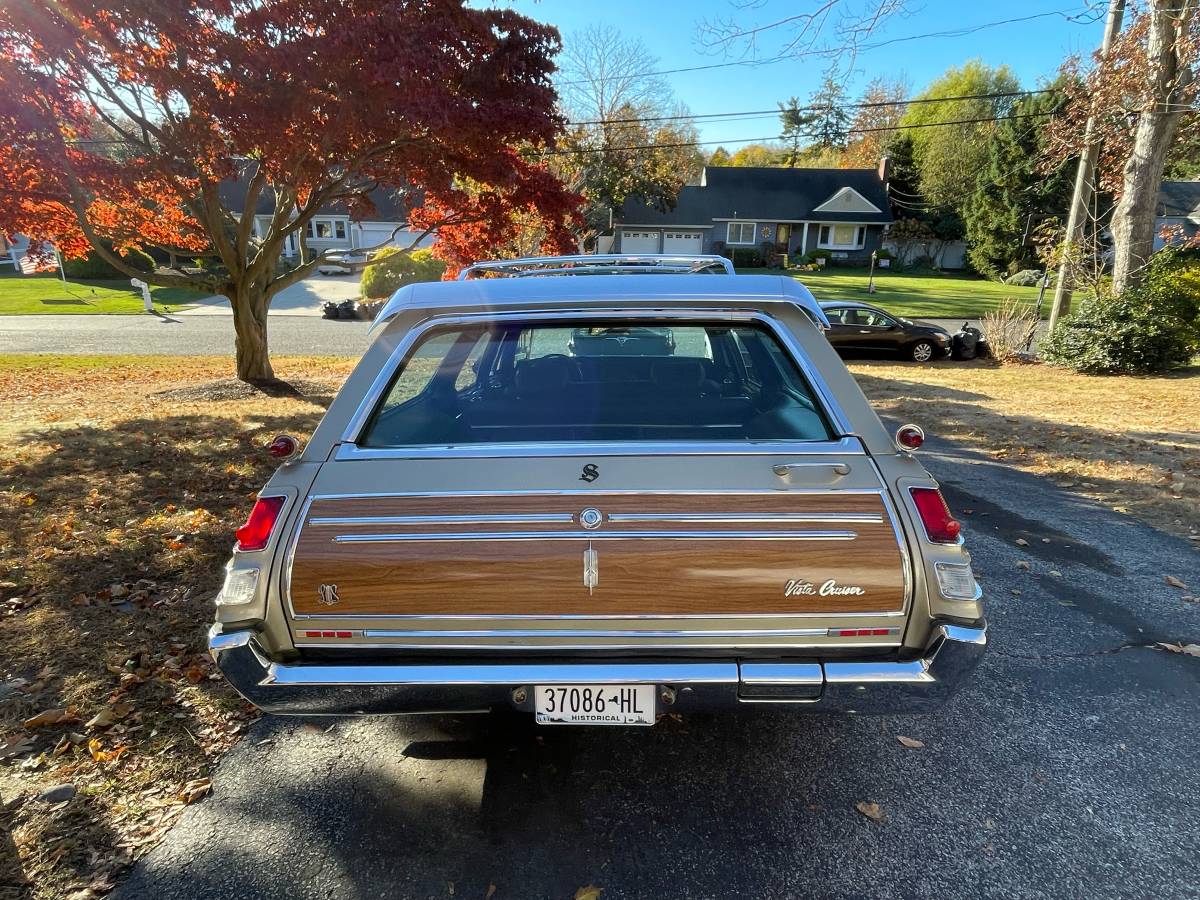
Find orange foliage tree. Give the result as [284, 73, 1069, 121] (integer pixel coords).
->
[0, 0, 580, 382]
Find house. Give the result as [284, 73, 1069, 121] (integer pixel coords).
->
[1155, 180, 1200, 250]
[613, 161, 893, 263]
[217, 164, 432, 259]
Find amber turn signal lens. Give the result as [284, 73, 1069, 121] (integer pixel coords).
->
[909, 487, 961, 543]
[235, 496, 285, 551]
[895, 424, 925, 451]
[268, 434, 299, 459]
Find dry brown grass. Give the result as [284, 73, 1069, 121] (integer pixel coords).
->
[0, 356, 354, 899]
[2, 353, 1196, 897]
[850, 359, 1200, 543]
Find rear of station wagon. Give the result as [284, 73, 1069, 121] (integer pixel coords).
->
[210, 257, 986, 725]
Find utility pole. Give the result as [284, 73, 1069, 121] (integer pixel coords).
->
[1049, 0, 1127, 330]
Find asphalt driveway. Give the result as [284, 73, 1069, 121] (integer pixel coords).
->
[114, 439, 1200, 900]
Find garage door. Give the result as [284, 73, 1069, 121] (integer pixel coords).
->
[662, 231, 704, 254]
[621, 231, 660, 253]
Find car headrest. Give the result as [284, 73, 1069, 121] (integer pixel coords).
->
[515, 356, 571, 396]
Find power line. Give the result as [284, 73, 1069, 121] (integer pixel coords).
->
[557, 7, 1100, 88]
[568, 89, 1052, 128]
[539, 110, 1056, 156]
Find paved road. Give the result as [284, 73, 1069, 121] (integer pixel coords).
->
[114, 439, 1200, 900]
[0, 315, 978, 358]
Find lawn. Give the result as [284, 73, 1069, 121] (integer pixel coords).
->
[0, 272, 206, 315]
[0, 354, 1195, 898]
[740, 267, 1046, 320]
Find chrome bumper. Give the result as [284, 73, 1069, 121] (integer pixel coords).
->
[209, 621, 986, 716]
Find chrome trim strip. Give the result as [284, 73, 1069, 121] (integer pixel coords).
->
[334, 440, 865, 461]
[331, 529, 859, 544]
[307, 486, 881, 500]
[606, 512, 883, 525]
[339, 307, 854, 444]
[458, 254, 737, 279]
[309, 513, 575, 527]
[359, 627, 830, 639]
[739, 663, 824, 686]
[264, 660, 740, 687]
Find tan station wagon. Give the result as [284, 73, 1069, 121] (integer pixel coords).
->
[209, 254, 986, 725]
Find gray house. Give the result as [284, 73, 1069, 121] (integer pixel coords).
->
[1155, 180, 1200, 250]
[614, 161, 893, 263]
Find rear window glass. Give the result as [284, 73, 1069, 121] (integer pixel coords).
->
[358, 321, 834, 446]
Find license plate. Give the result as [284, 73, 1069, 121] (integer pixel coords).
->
[534, 684, 656, 726]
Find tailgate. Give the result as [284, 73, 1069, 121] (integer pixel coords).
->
[283, 449, 911, 647]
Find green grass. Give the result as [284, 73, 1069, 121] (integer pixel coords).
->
[0, 271, 206, 314]
[739, 267, 1047, 319]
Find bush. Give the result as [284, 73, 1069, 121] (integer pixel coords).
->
[981, 298, 1039, 361]
[1004, 269, 1044, 287]
[730, 247, 763, 268]
[359, 248, 446, 298]
[874, 248, 894, 261]
[61, 245, 155, 280]
[1041, 250, 1200, 375]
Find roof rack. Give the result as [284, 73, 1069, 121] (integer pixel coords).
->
[457, 254, 735, 280]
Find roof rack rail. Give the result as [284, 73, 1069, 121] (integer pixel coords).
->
[457, 254, 735, 280]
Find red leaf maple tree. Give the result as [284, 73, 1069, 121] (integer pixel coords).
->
[0, 0, 581, 382]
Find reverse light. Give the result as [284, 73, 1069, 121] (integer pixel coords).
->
[910, 487, 961, 543]
[215, 567, 260, 606]
[935, 562, 979, 601]
[235, 496, 286, 551]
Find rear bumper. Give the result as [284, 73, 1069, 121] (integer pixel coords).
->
[209, 621, 987, 717]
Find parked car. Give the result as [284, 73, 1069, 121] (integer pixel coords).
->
[210, 254, 985, 725]
[316, 249, 369, 275]
[820, 301, 952, 362]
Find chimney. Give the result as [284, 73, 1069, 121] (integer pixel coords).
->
[878, 156, 891, 185]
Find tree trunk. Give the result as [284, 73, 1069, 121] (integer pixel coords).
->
[229, 286, 274, 383]
[1110, 0, 1195, 294]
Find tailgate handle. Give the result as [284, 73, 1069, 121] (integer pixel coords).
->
[773, 462, 851, 479]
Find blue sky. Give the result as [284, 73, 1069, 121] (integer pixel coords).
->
[492, 1, 1106, 148]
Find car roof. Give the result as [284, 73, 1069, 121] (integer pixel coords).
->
[373, 274, 826, 329]
[818, 300, 883, 311]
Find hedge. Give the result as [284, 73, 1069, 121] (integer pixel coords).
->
[360, 248, 446, 298]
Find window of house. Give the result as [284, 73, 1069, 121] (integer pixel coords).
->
[817, 224, 864, 249]
[726, 222, 757, 245]
[307, 217, 347, 241]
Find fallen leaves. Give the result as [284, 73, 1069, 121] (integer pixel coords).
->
[855, 801, 886, 823]
[179, 778, 212, 804]
[574, 886, 603, 900]
[1164, 575, 1188, 590]
[23, 707, 74, 729]
[897, 736, 925, 749]
[87, 738, 129, 763]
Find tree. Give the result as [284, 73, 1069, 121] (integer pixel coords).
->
[844, 76, 909, 168]
[805, 69, 852, 151]
[729, 144, 788, 167]
[709, 147, 734, 167]
[0, 0, 579, 384]
[1045, 3, 1198, 293]
[901, 61, 1022, 211]
[552, 25, 701, 247]
[779, 97, 807, 167]
[965, 83, 1075, 277]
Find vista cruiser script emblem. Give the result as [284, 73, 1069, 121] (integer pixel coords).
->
[317, 584, 341, 606]
[785, 579, 865, 597]
[579, 463, 600, 483]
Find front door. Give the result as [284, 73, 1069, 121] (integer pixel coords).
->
[775, 224, 791, 254]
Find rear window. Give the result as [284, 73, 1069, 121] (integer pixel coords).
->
[359, 320, 834, 446]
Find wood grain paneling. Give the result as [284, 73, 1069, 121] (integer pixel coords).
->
[288, 493, 906, 617]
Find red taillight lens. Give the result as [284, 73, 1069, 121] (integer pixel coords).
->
[235, 496, 285, 551]
[910, 487, 961, 543]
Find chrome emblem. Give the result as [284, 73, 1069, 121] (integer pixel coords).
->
[579, 463, 600, 483]
[579, 507, 603, 530]
[317, 583, 341, 606]
[583, 544, 599, 594]
[784, 579, 865, 598]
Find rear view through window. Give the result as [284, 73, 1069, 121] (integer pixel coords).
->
[360, 321, 834, 446]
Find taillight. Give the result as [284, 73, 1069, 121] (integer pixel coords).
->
[909, 487, 961, 543]
[235, 496, 285, 551]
